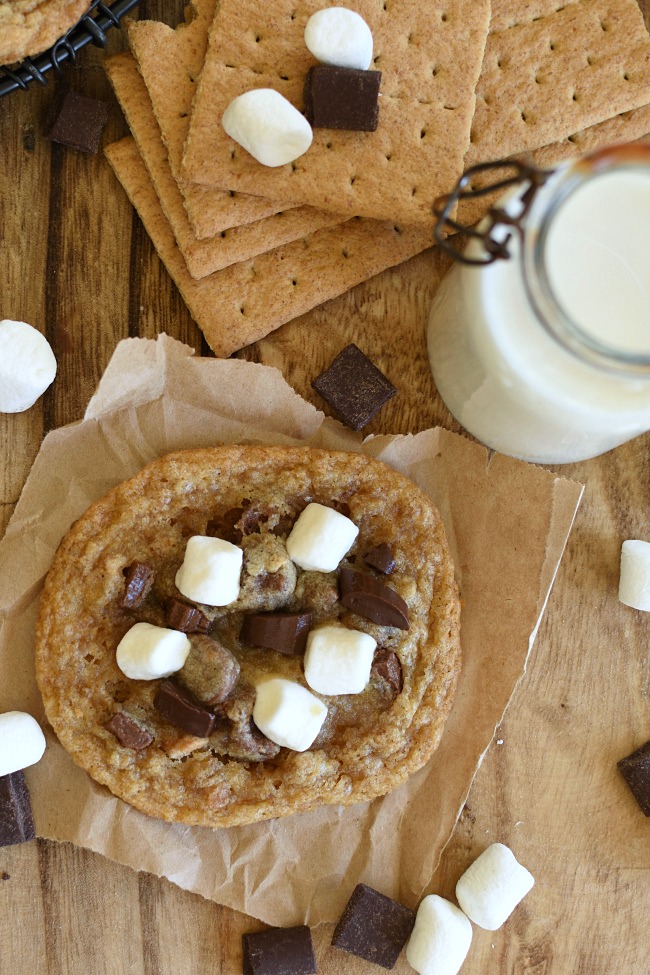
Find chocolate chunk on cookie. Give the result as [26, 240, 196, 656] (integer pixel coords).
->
[241, 612, 312, 655]
[340, 567, 409, 629]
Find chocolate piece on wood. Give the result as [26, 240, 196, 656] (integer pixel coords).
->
[121, 561, 155, 609]
[364, 543, 396, 575]
[304, 65, 381, 131]
[165, 597, 212, 633]
[339, 567, 409, 629]
[240, 612, 313, 655]
[104, 711, 154, 750]
[618, 739, 650, 816]
[47, 90, 110, 153]
[0, 771, 36, 848]
[312, 344, 396, 431]
[331, 882, 415, 969]
[153, 679, 216, 738]
[242, 925, 317, 975]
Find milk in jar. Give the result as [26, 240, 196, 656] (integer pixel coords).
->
[427, 147, 650, 464]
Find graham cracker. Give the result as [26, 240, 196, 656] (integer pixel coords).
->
[105, 52, 343, 280]
[181, 0, 492, 225]
[105, 137, 432, 356]
[127, 2, 301, 240]
[458, 102, 650, 226]
[468, 0, 650, 163]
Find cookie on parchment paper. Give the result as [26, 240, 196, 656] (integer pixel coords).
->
[0, 0, 89, 65]
[35, 446, 461, 828]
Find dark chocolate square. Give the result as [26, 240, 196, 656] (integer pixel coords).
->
[312, 344, 396, 431]
[0, 771, 36, 848]
[618, 739, 650, 816]
[47, 91, 110, 154]
[242, 925, 316, 975]
[304, 65, 381, 131]
[331, 883, 415, 969]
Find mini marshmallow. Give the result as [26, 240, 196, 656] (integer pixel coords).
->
[455, 842, 535, 930]
[0, 319, 57, 413]
[253, 678, 327, 751]
[618, 539, 650, 611]
[286, 502, 358, 572]
[116, 622, 190, 680]
[175, 535, 243, 606]
[406, 895, 473, 975]
[222, 89, 313, 168]
[304, 8, 373, 70]
[304, 625, 376, 695]
[0, 711, 47, 777]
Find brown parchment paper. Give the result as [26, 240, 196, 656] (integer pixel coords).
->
[0, 335, 583, 927]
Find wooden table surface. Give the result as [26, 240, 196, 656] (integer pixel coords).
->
[1, 2, 648, 972]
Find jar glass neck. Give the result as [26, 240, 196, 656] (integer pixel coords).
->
[521, 144, 650, 378]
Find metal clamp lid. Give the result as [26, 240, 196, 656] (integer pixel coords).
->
[432, 159, 554, 265]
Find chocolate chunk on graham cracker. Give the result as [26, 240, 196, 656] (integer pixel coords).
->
[332, 883, 415, 969]
[618, 740, 650, 816]
[312, 344, 396, 431]
[0, 771, 36, 848]
[242, 925, 316, 975]
[304, 65, 381, 131]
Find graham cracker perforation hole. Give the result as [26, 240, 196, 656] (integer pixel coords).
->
[279, 74, 289, 81]
[431, 66, 438, 76]
[521, 110, 528, 122]
[443, 105, 455, 111]
[441, 12, 448, 22]
[350, 176, 358, 185]
[393, 225, 402, 234]
[221, 231, 227, 238]
[179, 112, 188, 119]
[326, 141, 333, 148]
[290, 10, 297, 20]
[291, 278, 297, 285]
[342, 248, 349, 257]
[411, 187, 417, 196]
[385, 152, 392, 160]
[239, 306, 245, 315]
[623, 72, 630, 80]
[572, 92, 578, 101]
[600, 19, 609, 31]
[229, 190, 236, 198]
[420, 128, 426, 138]
[549, 41, 556, 50]
[230, 149, 236, 159]
[586, 55, 593, 65]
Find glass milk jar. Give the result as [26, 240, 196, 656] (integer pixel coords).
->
[427, 146, 650, 464]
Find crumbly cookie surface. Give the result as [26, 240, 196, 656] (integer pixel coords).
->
[35, 446, 461, 828]
[0, 0, 89, 65]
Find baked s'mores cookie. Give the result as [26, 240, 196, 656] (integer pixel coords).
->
[35, 446, 460, 828]
[0, 0, 89, 65]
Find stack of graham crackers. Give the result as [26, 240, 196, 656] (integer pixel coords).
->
[105, 0, 650, 357]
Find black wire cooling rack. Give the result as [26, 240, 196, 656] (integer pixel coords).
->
[0, 0, 142, 98]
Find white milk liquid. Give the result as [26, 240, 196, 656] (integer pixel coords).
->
[428, 169, 650, 463]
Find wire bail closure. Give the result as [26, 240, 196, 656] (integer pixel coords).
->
[432, 159, 554, 266]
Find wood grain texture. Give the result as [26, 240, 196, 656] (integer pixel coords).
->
[0, 2, 648, 973]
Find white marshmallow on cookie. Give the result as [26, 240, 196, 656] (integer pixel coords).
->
[304, 625, 376, 695]
[253, 678, 327, 751]
[286, 502, 358, 571]
[0, 711, 47, 777]
[222, 88, 313, 167]
[175, 535, 243, 606]
[116, 622, 190, 681]
[455, 842, 535, 930]
[618, 539, 650, 611]
[406, 895, 473, 975]
[0, 319, 57, 413]
[304, 7, 374, 70]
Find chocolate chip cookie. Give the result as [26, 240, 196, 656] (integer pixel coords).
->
[0, 0, 90, 65]
[35, 445, 461, 828]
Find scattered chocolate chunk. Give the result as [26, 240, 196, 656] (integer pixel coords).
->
[331, 883, 415, 969]
[104, 711, 154, 750]
[0, 771, 36, 848]
[339, 567, 409, 630]
[1, 872, 9, 880]
[166, 597, 212, 634]
[364, 543, 396, 575]
[154, 680, 216, 738]
[178, 634, 240, 705]
[372, 649, 403, 697]
[243, 925, 316, 975]
[618, 739, 650, 816]
[241, 612, 313, 656]
[221, 684, 281, 761]
[120, 561, 155, 609]
[47, 90, 110, 154]
[304, 65, 382, 131]
[312, 344, 396, 431]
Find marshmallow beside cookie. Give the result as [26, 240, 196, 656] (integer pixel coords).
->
[0, 319, 57, 413]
